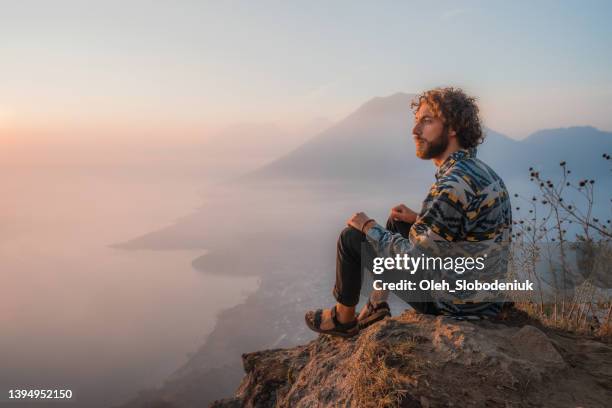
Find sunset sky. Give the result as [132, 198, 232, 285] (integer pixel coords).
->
[1, 0, 611, 139]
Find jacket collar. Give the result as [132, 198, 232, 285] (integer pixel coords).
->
[435, 147, 477, 180]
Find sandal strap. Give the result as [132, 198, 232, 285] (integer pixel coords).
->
[313, 309, 323, 329]
[368, 300, 390, 312]
[331, 305, 357, 330]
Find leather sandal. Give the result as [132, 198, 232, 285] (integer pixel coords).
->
[358, 300, 391, 329]
[305, 305, 359, 338]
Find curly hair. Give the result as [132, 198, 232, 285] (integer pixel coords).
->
[411, 87, 484, 149]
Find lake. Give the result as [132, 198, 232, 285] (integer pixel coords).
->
[0, 166, 258, 407]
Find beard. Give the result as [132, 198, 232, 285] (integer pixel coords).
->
[414, 127, 450, 159]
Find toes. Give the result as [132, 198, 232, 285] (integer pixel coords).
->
[304, 311, 313, 323]
[305, 309, 325, 328]
[305, 310, 318, 323]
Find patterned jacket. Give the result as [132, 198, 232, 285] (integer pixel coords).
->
[365, 147, 513, 315]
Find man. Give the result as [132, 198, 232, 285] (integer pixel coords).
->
[305, 87, 513, 337]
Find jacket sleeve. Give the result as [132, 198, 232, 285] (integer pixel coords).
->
[365, 178, 471, 258]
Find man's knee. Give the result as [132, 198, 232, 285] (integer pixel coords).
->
[338, 226, 363, 249]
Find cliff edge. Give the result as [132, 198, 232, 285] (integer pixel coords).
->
[211, 310, 611, 408]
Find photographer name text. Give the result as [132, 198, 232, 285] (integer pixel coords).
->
[372, 279, 534, 292]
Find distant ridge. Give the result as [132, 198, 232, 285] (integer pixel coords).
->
[243, 92, 425, 182]
[243, 93, 612, 184]
[114, 93, 612, 251]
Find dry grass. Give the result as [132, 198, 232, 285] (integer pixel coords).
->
[514, 300, 612, 341]
[346, 331, 419, 408]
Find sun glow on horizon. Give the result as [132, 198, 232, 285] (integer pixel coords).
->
[0, 106, 15, 127]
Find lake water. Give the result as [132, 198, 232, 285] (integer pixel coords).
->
[0, 166, 258, 407]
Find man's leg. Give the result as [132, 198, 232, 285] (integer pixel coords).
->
[333, 217, 414, 310]
[363, 217, 442, 316]
[308, 222, 390, 332]
[331, 226, 368, 323]
[312, 218, 436, 332]
[304, 225, 366, 332]
[365, 217, 413, 306]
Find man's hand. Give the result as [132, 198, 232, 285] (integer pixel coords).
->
[347, 212, 375, 233]
[390, 204, 418, 224]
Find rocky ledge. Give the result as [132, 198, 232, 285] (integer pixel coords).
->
[211, 310, 611, 408]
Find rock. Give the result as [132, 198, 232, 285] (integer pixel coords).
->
[511, 325, 566, 367]
[210, 311, 612, 408]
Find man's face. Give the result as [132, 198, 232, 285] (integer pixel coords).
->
[412, 103, 449, 160]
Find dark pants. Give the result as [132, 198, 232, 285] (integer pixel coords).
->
[332, 217, 441, 315]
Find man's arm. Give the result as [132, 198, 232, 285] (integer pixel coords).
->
[363, 181, 470, 258]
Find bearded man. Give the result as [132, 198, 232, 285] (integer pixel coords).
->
[305, 87, 513, 337]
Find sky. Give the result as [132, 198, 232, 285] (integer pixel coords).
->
[1, 0, 612, 140]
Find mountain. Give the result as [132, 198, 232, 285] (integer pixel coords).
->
[114, 92, 612, 251]
[243, 93, 427, 182]
[520, 126, 612, 175]
[244, 94, 611, 186]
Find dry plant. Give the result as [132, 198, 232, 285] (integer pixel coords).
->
[346, 331, 418, 408]
[509, 153, 612, 339]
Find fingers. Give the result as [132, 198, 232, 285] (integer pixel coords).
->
[347, 212, 372, 232]
[389, 209, 400, 222]
[392, 203, 409, 212]
[390, 204, 417, 223]
[346, 212, 364, 228]
[391, 204, 407, 220]
[347, 216, 358, 229]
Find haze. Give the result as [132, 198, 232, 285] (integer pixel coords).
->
[1, 0, 612, 143]
[2, 2, 612, 407]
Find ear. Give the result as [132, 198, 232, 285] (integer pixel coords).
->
[448, 128, 457, 138]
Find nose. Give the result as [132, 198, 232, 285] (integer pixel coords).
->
[412, 121, 422, 138]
